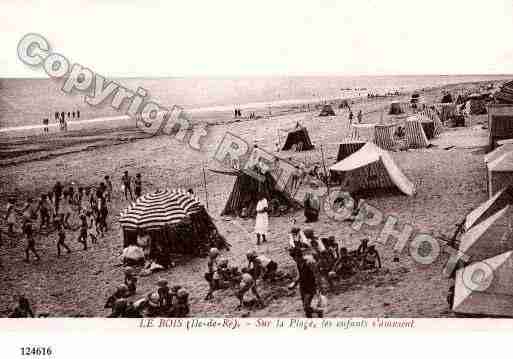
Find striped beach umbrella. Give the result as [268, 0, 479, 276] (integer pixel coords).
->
[119, 189, 201, 230]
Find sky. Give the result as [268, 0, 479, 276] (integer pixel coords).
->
[1, 0, 513, 77]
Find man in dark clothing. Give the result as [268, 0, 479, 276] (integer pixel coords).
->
[77, 214, 88, 250]
[294, 251, 324, 318]
[9, 296, 34, 318]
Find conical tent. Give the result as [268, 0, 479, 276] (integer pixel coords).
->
[281, 127, 315, 151]
[458, 205, 513, 263]
[388, 102, 403, 115]
[453, 251, 513, 317]
[119, 189, 228, 262]
[405, 117, 429, 148]
[488, 151, 513, 197]
[215, 170, 301, 217]
[464, 186, 513, 231]
[329, 142, 415, 196]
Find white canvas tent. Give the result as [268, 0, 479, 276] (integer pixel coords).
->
[458, 205, 513, 263]
[329, 142, 415, 196]
[453, 251, 513, 317]
[464, 187, 513, 232]
[484, 144, 513, 164]
[488, 151, 513, 197]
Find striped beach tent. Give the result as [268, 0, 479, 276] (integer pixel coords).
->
[374, 124, 396, 150]
[418, 109, 443, 137]
[405, 117, 429, 148]
[119, 189, 201, 230]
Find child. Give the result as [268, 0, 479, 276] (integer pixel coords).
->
[104, 176, 113, 202]
[246, 251, 278, 281]
[204, 248, 220, 300]
[124, 267, 137, 296]
[134, 173, 142, 199]
[23, 221, 40, 262]
[5, 198, 16, 236]
[56, 215, 71, 257]
[77, 214, 88, 250]
[121, 171, 133, 200]
[235, 267, 262, 309]
[87, 211, 99, 244]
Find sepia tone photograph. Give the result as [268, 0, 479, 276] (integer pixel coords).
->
[2, 0, 513, 323]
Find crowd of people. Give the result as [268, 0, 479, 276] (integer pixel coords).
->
[40, 110, 82, 134]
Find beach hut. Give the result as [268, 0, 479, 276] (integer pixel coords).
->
[404, 117, 430, 148]
[211, 169, 301, 217]
[488, 151, 513, 197]
[319, 104, 336, 116]
[388, 102, 403, 115]
[417, 109, 444, 137]
[339, 99, 350, 109]
[349, 123, 396, 151]
[281, 127, 315, 151]
[463, 186, 513, 232]
[329, 142, 415, 196]
[488, 104, 513, 150]
[458, 205, 513, 264]
[452, 251, 513, 317]
[119, 189, 229, 263]
[484, 144, 513, 165]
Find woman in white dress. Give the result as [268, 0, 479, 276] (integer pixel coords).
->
[254, 195, 269, 245]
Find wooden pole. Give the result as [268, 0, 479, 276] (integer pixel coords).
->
[202, 166, 209, 210]
[320, 144, 330, 195]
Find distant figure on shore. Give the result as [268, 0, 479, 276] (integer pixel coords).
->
[348, 110, 354, 123]
[357, 110, 363, 124]
[77, 110, 80, 119]
[121, 171, 133, 201]
[42, 118, 49, 134]
[72, 111, 76, 119]
[67, 112, 71, 119]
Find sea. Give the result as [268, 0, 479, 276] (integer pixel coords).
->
[0, 74, 511, 130]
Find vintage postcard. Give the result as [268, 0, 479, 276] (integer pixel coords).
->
[1, 0, 513, 357]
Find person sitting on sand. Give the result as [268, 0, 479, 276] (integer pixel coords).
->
[171, 287, 190, 317]
[124, 267, 137, 296]
[235, 267, 263, 310]
[246, 251, 278, 282]
[9, 295, 34, 318]
[362, 245, 381, 270]
[107, 297, 141, 318]
[288, 227, 310, 251]
[303, 189, 321, 223]
[330, 247, 354, 279]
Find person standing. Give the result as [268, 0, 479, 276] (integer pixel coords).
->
[77, 110, 80, 119]
[77, 213, 88, 250]
[53, 181, 63, 214]
[295, 252, 324, 318]
[23, 221, 40, 262]
[42, 118, 49, 134]
[56, 215, 71, 257]
[254, 195, 269, 245]
[104, 176, 113, 202]
[357, 110, 363, 124]
[134, 173, 142, 199]
[5, 198, 16, 236]
[348, 110, 354, 124]
[121, 171, 133, 201]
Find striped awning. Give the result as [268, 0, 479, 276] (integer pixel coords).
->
[119, 189, 202, 230]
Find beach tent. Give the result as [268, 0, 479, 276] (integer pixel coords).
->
[441, 93, 453, 103]
[211, 169, 301, 217]
[319, 104, 336, 116]
[453, 251, 513, 317]
[417, 110, 444, 137]
[484, 144, 513, 165]
[349, 123, 396, 151]
[488, 105, 513, 150]
[488, 151, 513, 197]
[331, 140, 366, 183]
[388, 102, 403, 115]
[119, 189, 228, 262]
[329, 142, 415, 196]
[405, 117, 430, 148]
[458, 205, 513, 264]
[463, 187, 513, 232]
[339, 99, 350, 109]
[281, 127, 315, 151]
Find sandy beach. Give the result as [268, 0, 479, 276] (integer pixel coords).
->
[0, 80, 495, 317]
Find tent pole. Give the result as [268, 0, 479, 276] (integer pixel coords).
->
[320, 144, 330, 195]
[202, 166, 209, 210]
